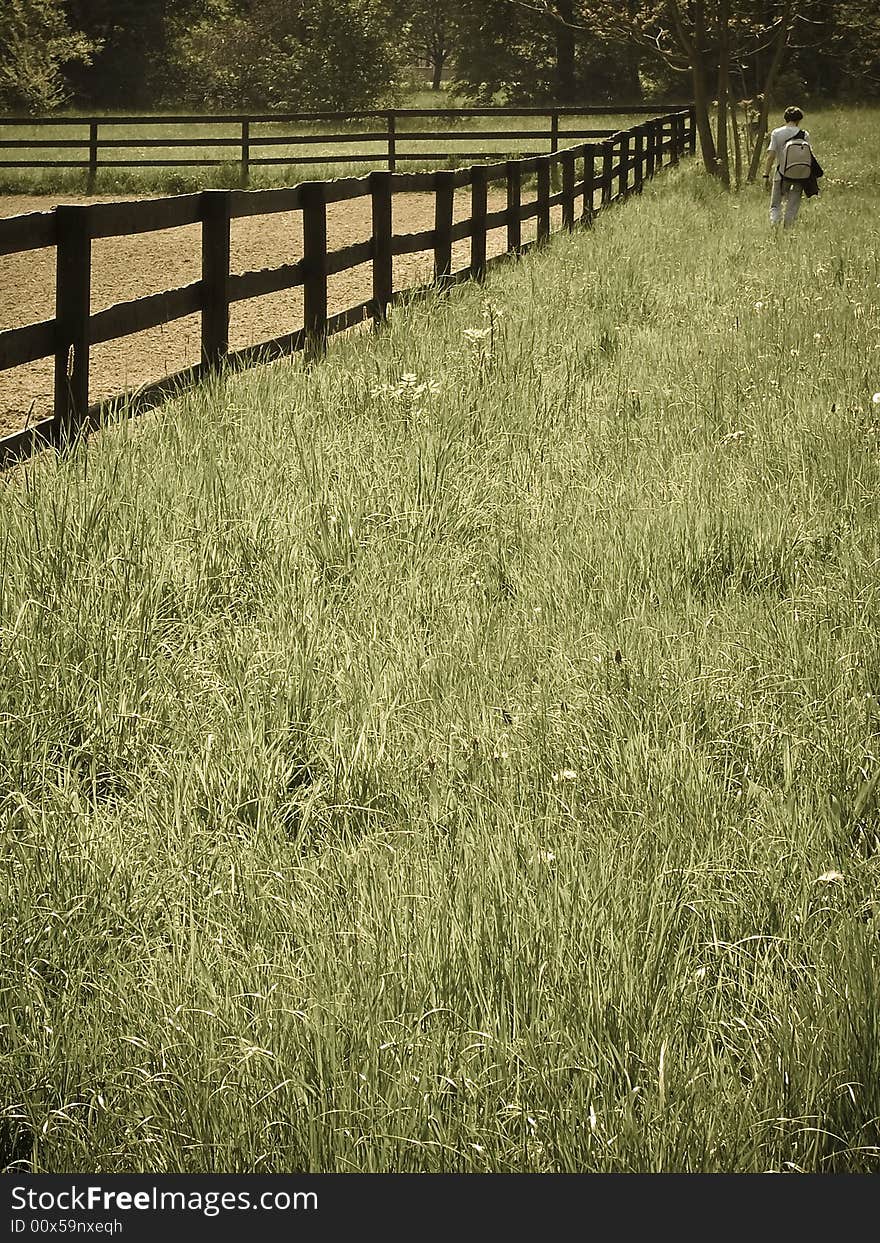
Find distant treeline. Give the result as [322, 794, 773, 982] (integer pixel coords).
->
[2, 1, 878, 115]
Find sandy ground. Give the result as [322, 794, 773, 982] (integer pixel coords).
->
[1, 186, 537, 439]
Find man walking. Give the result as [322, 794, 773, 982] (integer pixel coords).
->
[763, 106, 811, 228]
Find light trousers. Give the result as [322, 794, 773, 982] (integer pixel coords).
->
[769, 173, 804, 227]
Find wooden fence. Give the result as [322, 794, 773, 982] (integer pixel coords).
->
[0, 109, 695, 467]
[0, 104, 694, 187]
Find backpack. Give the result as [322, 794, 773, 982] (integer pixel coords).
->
[778, 130, 813, 181]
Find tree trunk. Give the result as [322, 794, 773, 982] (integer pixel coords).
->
[747, 2, 794, 181]
[431, 54, 445, 91]
[716, 0, 731, 188]
[686, 0, 719, 178]
[691, 56, 718, 177]
[555, 0, 576, 104]
[730, 92, 743, 189]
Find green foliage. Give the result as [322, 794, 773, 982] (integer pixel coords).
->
[61, 0, 171, 109]
[164, 0, 400, 111]
[451, 0, 640, 104]
[0, 0, 98, 113]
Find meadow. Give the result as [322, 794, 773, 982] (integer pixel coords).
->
[1, 107, 879, 1173]
[0, 96, 657, 196]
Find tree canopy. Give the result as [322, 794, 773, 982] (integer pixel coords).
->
[0, 0, 876, 117]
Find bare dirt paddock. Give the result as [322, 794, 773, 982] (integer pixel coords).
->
[1, 186, 534, 440]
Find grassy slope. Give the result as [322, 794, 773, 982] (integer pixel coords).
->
[1, 109, 879, 1173]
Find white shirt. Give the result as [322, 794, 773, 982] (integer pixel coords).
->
[768, 124, 809, 174]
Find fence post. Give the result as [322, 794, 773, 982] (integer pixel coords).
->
[550, 111, 559, 155]
[54, 205, 92, 440]
[200, 189, 231, 372]
[387, 111, 397, 173]
[633, 125, 645, 193]
[87, 122, 98, 193]
[301, 181, 328, 357]
[669, 116, 680, 166]
[536, 156, 551, 243]
[601, 140, 613, 206]
[645, 120, 656, 179]
[581, 144, 595, 224]
[561, 149, 575, 230]
[371, 170, 393, 320]
[470, 165, 487, 280]
[506, 160, 522, 255]
[687, 105, 697, 155]
[433, 170, 454, 285]
[618, 132, 629, 198]
[240, 119, 250, 187]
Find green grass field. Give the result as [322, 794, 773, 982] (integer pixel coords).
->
[1, 107, 879, 1173]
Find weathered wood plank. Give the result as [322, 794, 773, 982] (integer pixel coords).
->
[326, 239, 373, 274]
[389, 172, 436, 193]
[0, 417, 60, 469]
[0, 319, 55, 370]
[228, 263, 304, 302]
[391, 229, 435, 257]
[89, 194, 203, 239]
[228, 187, 302, 217]
[89, 283, 203, 344]
[0, 211, 56, 256]
[327, 301, 376, 335]
[324, 176, 372, 203]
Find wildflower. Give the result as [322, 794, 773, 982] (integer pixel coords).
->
[754, 300, 764, 311]
[815, 870, 844, 884]
[541, 850, 556, 863]
[552, 769, 577, 783]
[463, 327, 492, 342]
[872, 393, 880, 405]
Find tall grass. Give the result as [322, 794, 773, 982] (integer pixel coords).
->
[1, 108, 879, 1173]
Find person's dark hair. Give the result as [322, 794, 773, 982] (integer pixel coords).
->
[783, 106, 804, 123]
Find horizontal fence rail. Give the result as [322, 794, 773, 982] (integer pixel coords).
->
[0, 103, 695, 187]
[0, 109, 695, 467]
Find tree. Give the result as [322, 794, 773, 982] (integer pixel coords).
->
[0, 0, 98, 112]
[394, 0, 459, 91]
[62, 0, 170, 108]
[163, 0, 399, 111]
[451, 0, 640, 104]
[497, 2, 812, 185]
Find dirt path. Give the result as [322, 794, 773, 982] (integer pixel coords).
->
[1, 187, 533, 439]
